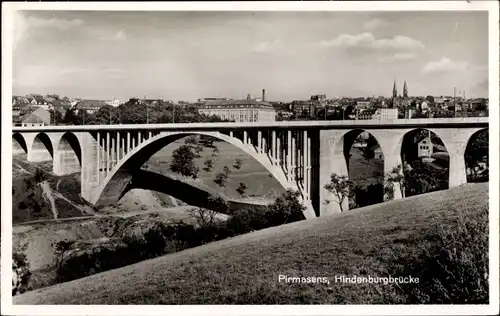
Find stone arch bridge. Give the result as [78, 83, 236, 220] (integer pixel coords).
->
[12, 118, 488, 219]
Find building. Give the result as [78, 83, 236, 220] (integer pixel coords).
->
[198, 93, 276, 123]
[403, 80, 408, 98]
[356, 101, 371, 109]
[197, 97, 230, 104]
[468, 98, 487, 111]
[106, 99, 123, 107]
[311, 94, 327, 103]
[372, 108, 398, 119]
[73, 100, 110, 114]
[373, 145, 384, 160]
[25, 95, 49, 110]
[278, 110, 294, 119]
[417, 136, 433, 158]
[14, 107, 51, 127]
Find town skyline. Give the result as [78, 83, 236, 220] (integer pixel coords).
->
[13, 10, 489, 101]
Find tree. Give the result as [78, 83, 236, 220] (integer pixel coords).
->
[236, 182, 247, 196]
[212, 147, 219, 157]
[34, 168, 47, 183]
[203, 159, 214, 172]
[12, 250, 31, 295]
[323, 174, 354, 212]
[199, 135, 216, 148]
[49, 109, 63, 125]
[63, 108, 78, 125]
[53, 240, 76, 270]
[223, 165, 231, 176]
[358, 134, 378, 166]
[351, 183, 384, 208]
[213, 171, 228, 187]
[184, 136, 203, 156]
[188, 208, 219, 229]
[94, 105, 121, 125]
[385, 164, 406, 199]
[233, 158, 243, 170]
[465, 130, 488, 181]
[265, 189, 306, 225]
[169, 145, 200, 179]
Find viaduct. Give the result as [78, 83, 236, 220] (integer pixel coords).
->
[12, 118, 488, 219]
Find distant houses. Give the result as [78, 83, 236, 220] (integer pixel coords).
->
[72, 100, 110, 114]
[14, 107, 51, 127]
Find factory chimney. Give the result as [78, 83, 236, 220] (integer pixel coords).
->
[262, 89, 266, 102]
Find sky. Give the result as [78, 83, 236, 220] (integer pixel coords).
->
[12, 10, 489, 101]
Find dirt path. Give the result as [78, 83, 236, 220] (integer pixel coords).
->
[40, 181, 58, 219]
[131, 189, 162, 209]
[13, 162, 33, 175]
[51, 191, 96, 216]
[169, 196, 179, 207]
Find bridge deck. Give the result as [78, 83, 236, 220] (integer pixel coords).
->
[12, 117, 489, 133]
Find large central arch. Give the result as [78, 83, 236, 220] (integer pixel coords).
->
[91, 131, 310, 216]
[53, 132, 82, 175]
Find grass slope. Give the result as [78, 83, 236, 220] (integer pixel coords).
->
[14, 183, 488, 304]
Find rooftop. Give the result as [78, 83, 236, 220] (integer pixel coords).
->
[200, 98, 274, 109]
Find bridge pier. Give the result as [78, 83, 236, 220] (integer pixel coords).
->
[371, 129, 409, 200]
[52, 132, 81, 176]
[23, 133, 53, 163]
[433, 128, 484, 188]
[79, 132, 101, 203]
[319, 130, 349, 215]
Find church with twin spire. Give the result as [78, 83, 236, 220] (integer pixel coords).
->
[392, 80, 409, 107]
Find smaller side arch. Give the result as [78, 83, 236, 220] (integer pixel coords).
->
[464, 128, 488, 183]
[12, 133, 28, 155]
[28, 133, 54, 162]
[53, 132, 82, 175]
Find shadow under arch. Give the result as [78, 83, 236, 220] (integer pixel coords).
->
[333, 129, 385, 209]
[12, 133, 28, 155]
[33, 132, 54, 158]
[91, 131, 309, 216]
[464, 128, 488, 183]
[58, 132, 83, 166]
[399, 128, 450, 197]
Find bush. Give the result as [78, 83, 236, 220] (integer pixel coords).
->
[12, 251, 31, 296]
[13, 176, 52, 223]
[203, 159, 214, 172]
[213, 171, 228, 187]
[206, 195, 230, 214]
[236, 182, 247, 196]
[226, 206, 269, 235]
[56, 239, 130, 283]
[226, 190, 306, 235]
[34, 168, 48, 183]
[265, 189, 306, 226]
[233, 158, 243, 170]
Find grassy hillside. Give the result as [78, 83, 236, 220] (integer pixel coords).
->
[14, 183, 489, 305]
[146, 139, 286, 200]
[12, 157, 93, 223]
